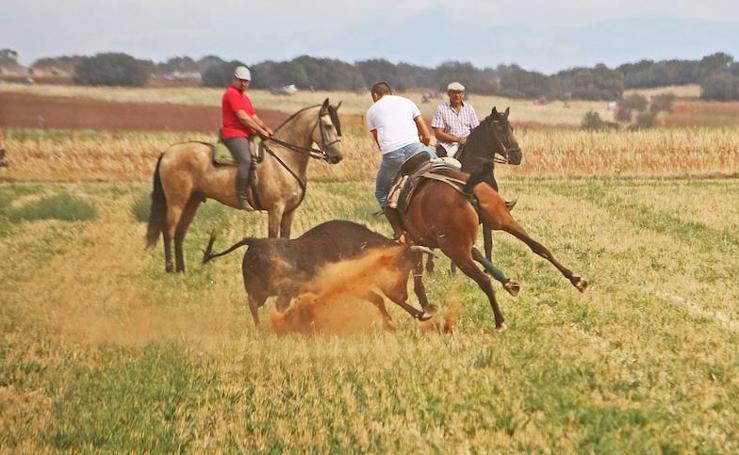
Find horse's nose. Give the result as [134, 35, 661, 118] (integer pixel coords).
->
[507, 148, 522, 165]
[330, 155, 343, 164]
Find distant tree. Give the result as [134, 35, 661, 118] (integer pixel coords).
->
[433, 61, 497, 94]
[201, 60, 247, 87]
[73, 53, 150, 86]
[700, 73, 739, 100]
[196, 55, 225, 74]
[631, 111, 657, 129]
[31, 56, 84, 74]
[0, 49, 19, 65]
[615, 94, 648, 122]
[650, 93, 676, 114]
[498, 66, 553, 98]
[355, 59, 400, 89]
[157, 56, 198, 75]
[581, 111, 618, 130]
[556, 64, 623, 100]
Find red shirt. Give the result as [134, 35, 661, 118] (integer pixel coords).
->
[221, 85, 257, 139]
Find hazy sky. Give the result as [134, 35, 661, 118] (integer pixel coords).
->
[4, 0, 739, 73]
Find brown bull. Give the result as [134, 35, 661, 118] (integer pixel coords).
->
[202, 220, 436, 327]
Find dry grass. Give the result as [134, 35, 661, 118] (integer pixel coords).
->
[1, 83, 614, 126]
[2, 126, 737, 183]
[0, 179, 736, 452]
[624, 84, 702, 99]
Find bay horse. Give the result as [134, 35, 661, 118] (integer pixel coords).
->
[425, 107, 521, 275]
[456, 106, 522, 262]
[146, 98, 343, 273]
[399, 107, 588, 331]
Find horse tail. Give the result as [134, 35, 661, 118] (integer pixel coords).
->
[145, 154, 166, 249]
[463, 161, 494, 193]
[202, 231, 258, 264]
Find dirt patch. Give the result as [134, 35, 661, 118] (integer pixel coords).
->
[0, 92, 288, 132]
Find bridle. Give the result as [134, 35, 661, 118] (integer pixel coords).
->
[489, 119, 518, 165]
[264, 105, 341, 161]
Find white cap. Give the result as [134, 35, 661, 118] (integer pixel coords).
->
[447, 82, 465, 91]
[234, 66, 251, 81]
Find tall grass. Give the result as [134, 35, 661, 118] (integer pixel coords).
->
[0, 180, 736, 452]
[0, 191, 96, 221]
[3, 126, 737, 183]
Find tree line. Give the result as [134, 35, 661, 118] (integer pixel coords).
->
[5, 49, 738, 101]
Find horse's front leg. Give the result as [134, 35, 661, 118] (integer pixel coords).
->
[267, 204, 286, 238]
[279, 207, 297, 239]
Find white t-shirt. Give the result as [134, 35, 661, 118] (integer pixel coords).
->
[366, 95, 422, 154]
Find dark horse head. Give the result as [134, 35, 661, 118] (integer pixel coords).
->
[460, 106, 522, 169]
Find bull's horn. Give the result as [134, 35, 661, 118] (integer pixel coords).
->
[410, 245, 435, 256]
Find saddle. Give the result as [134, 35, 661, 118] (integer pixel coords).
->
[387, 153, 466, 213]
[194, 138, 264, 211]
[212, 136, 264, 166]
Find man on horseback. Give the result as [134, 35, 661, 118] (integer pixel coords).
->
[431, 82, 479, 158]
[366, 81, 436, 237]
[221, 66, 274, 209]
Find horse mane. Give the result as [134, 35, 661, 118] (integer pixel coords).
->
[272, 104, 322, 134]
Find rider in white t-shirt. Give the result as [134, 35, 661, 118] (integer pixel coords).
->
[366, 81, 436, 236]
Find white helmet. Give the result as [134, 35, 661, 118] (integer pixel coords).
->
[234, 66, 251, 81]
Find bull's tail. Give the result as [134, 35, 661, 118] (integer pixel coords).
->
[145, 154, 166, 249]
[202, 231, 258, 264]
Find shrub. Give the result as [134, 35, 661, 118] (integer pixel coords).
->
[131, 192, 151, 223]
[73, 53, 150, 86]
[650, 93, 676, 114]
[581, 111, 618, 131]
[9, 193, 96, 221]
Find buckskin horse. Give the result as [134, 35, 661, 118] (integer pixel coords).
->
[395, 107, 588, 331]
[146, 98, 343, 273]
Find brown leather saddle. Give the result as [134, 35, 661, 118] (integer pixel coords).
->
[388, 152, 467, 214]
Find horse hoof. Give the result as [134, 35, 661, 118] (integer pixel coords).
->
[417, 311, 434, 322]
[503, 281, 521, 296]
[495, 322, 508, 333]
[575, 277, 588, 293]
[423, 304, 440, 315]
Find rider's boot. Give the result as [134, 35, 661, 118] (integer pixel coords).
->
[235, 173, 250, 210]
[384, 208, 405, 240]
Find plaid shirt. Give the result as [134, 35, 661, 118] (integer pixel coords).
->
[431, 102, 479, 149]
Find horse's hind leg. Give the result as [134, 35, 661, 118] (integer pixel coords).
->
[476, 188, 587, 292]
[163, 231, 174, 273]
[446, 247, 506, 331]
[174, 196, 202, 273]
[501, 220, 587, 292]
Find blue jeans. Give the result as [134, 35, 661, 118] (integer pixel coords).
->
[375, 143, 436, 208]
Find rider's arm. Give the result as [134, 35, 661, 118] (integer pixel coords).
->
[251, 114, 274, 137]
[235, 110, 270, 137]
[414, 115, 432, 146]
[433, 127, 464, 144]
[370, 129, 381, 150]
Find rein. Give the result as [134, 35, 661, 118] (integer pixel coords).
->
[264, 104, 341, 161]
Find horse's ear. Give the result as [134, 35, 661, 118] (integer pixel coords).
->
[322, 98, 330, 109]
[335, 100, 342, 110]
[491, 106, 498, 116]
[504, 107, 510, 119]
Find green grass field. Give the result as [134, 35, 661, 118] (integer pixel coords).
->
[1, 177, 737, 452]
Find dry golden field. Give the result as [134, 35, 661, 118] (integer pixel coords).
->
[0, 85, 738, 452]
[2, 126, 737, 182]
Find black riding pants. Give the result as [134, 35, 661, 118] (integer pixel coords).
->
[223, 136, 252, 197]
